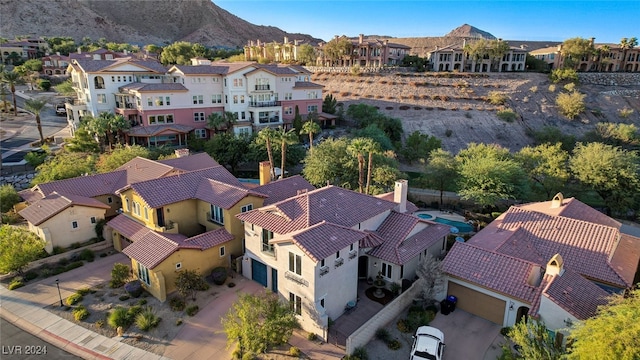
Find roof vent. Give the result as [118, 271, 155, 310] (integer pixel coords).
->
[550, 192, 564, 209]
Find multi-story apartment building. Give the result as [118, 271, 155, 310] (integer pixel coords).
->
[427, 41, 527, 72]
[316, 34, 411, 67]
[0, 38, 47, 64]
[530, 38, 640, 72]
[65, 57, 325, 145]
[41, 53, 70, 75]
[244, 37, 312, 63]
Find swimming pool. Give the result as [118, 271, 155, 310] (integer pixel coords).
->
[417, 214, 475, 233]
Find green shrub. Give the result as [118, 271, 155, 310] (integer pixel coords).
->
[288, 346, 301, 357]
[500, 326, 512, 336]
[127, 305, 143, 319]
[497, 109, 518, 122]
[619, 107, 634, 118]
[95, 319, 104, 328]
[24, 151, 47, 167]
[176, 318, 183, 326]
[375, 328, 390, 342]
[65, 293, 83, 306]
[119, 295, 130, 301]
[351, 347, 369, 360]
[37, 79, 51, 91]
[563, 82, 577, 92]
[24, 271, 38, 281]
[0, 184, 21, 213]
[135, 307, 160, 331]
[72, 305, 90, 321]
[69, 242, 82, 249]
[107, 307, 132, 329]
[53, 246, 65, 255]
[210, 267, 227, 285]
[387, 339, 401, 350]
[556, 91, 586, 119]
[487, 91, 508, 105]
[79, 249, 95, 262]
[110, 263, 130, 288]
[124, 280, 143, 298]
[58, 257, 69, 266]
[8, 277, 24, 290]
[186, 305, 199, 316]
[169, 297, 186, 311]
[137, 299, 147, 306]
[76, 287, 92, 296]
[242, 352, 256, 360]
[65, 261, 84, 271]
[307, 332, 318, 341]
[550, 68, 578, 83]
[397, 319, 410, 333]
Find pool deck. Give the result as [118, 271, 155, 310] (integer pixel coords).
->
[415, 209, 467, 222]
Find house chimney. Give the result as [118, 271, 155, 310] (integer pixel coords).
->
[550, 192, 564, 209]
[394, 180, 408, 213]
[77, 47, 82, 54]
[174, 148, 190, 158]
[359, 34, 364, 44]
[259, 161, 271, 185]
[546, 254, 564, 277]
[284, 36, 289, 44]
[590, 37, 595, 46]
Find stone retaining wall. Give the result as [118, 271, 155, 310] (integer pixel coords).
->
[0, 170, 36, 190]
[304, 66, 412, 74]
[578, 72, 640, 86]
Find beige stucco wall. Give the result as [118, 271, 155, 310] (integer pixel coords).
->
[30, 205, 106, 254]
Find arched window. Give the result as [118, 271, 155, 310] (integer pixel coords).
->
[94, 76, 105, 89]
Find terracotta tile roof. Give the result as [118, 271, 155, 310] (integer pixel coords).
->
[128, 166, 256, 209]
[360, 231, 386, 248]
[236, 185, 397, 234]
[516, 197, 621, 229]
[171, 65, 229, 75]
[36, 171, 125, 198]
[158, 152, 220, 171]
[254, 176, 315, 205]
[528, 274, 553, 318]
[543, 269, 610, 320]
[18, 188, 44, 203]
[245, 65, 298, 76]
[375, 192, 419, 213]
[281, 221, 367, 262]
[610, 234, 640, 285]
[107, 214, 152, 241]
[125, 124, 194, 136]
[293, 81, 324, 89]
[114, 157, 180, 185]
[122, 231, 184, 268]
[368, 212, 450, 264]
[184, 228, 234, 249]
[119, 82, 188, 92]
[19, 192, 109, 226]
[443, 242, 541, 303]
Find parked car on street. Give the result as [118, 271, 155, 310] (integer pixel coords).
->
[55, 104, 66, 116]
[410, 326, 445, 360]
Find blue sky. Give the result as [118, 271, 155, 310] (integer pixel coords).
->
[215, 1, 639, 44]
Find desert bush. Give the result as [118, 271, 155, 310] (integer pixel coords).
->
[119, 295, 130, 301]
[387, 339, 401, 350]
[563, 82, 577, 92]
[176, 318, 183, 326]
[137, 299, 147, 306]
[619, 107, 634, 118]
[375, 328, 391, 342]
[110, 263, 130, 288]
[550, 68, 578, 83]
[497, 109, 518, 122]
[65, 261, 84, 271]
[548, 84, 556, 92]
[24, 271, 38, 281]
[76, 287, 92, 296]
[351, 347, 369, 360]
[487, 91, 508, 105]
[108, 307, 132, 329]
[500, 326, 512, 336]
[529, 86, 538, 93]
[445, 129, 453, 137]
[66, 293, 83, 306]
[79, 249, 95, 262]
[556, 91, 586, 119]
[186, 305, 199, 316]
[397, 319, 410, 333]
[288, 346, 301, 357]
[8, 277, 24, 290]
[169, 297, 186, 311]
[124, 280, 143, 298]
[95, 319, 104, 328]
[72, 305, 90, 321]
[307, 333, 318, 341]
[135, 307, 160, 331]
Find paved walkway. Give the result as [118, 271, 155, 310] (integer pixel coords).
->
[0, 252, 344, 360]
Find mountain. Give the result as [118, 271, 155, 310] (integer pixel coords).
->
[0, 0, 322, 48]
[444, 24, 496, 39]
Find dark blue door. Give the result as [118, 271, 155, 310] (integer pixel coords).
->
[271, 268, 278, 293]
[251, 259, 267, 287]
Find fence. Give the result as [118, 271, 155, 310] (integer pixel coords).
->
[345, 280, 422, 354]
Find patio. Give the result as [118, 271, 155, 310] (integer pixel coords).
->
[327, 280, 386, 347]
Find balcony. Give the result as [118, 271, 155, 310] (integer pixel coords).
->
[285, 271, 309, 286]
[262, 243, 274, 255]
[320, 266, 329, 276]
[254, 84, 270, 91]
[248, 101, 281, 108]
[258, 116, 281, 124]
[206, 211, 223, 225]
[115, 101, 135, 109]
[349, 250, 357, 259]
[334, 258, 344, 268]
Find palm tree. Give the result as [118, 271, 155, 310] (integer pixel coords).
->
[2, 71, 21, 116]
[363, 139, 382, 195]
[300, 120, 321, 151]
[256, 127, 277, 180]
[619, 37, 638, 72]
[24, 98, 47, 144]
[0, 83, 8, 114]
[207, 111, 237, 135]
[275, 127, 298, 179]
[347, 138, 368, 193]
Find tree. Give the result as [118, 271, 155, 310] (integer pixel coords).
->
[175, 269, 205, 301]
[110, 263, 131, 288]
[84, 112, 130, 149]
[22, 59, 43, 72]
[566, 288, 640, 360]
[556, 90, 585, 120]
[581, 123, 640, 150]
[456, 143, 528, 206]
[275, 127, 298, 179]
[322, 36, 354, 66]
[222, 291, 298, 355]
[464, 39, 510, 71]
[423, 149, 458, 206]
[504, 319, 564, 360]
[32, 151, 97, 185]
[619, 37, 638, 72]
[1, 71, 20, 116]
[24, 98, 47, 144]
[203, 132, 250, 174]
[54, 79, 75, 96]
[44, 36, 77, 55]
[303, 137, 358, 188]
[530, 126, 577, 152]
[400, 131, 442, 164]
[0, 185, 21, 213]
[363, 138, 382, 195]
[515, 143, 571, 200]
[353, 124, 394, 151]
[348, 137, 368, 193]
[256, 128, 277, 180]
[0, 225, 45, 274]
[569, 142, 640, 213]
[560, 37, 595, 69]
[207, 111, 237, 135]
[292, 106, 302, 136]
[300, 119, 321, 151]
[96, 145, 150, 173]
[65, 127, 100, 153]
[322, 94, 337, 114]
[160, 41, 202, 65]
[297, 43, 316, 65]
[415, 253, 445, 303]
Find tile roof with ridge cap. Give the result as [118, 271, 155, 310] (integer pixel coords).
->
[293, 82, 324, 89]
[19, 192, 110, 226]
[119, 82, 188, 92]
[125, 124, 195, 137]
[516, 196, 621, 229]
[543, 269, 610, 320]
[245, 65, 299, 76]
[158, 152, 220, 172]
[107, 214, 153, 242]
[375, 192, 419, 213]
[236, 185, 397, 234]
[253, 175, 315, 205]
[169, 65, 230, 75]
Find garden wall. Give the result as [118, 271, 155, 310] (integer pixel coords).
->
[578, 72, 640, 86]
[24, 241, 114, 273]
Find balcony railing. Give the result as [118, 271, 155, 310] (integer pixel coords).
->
[258, 117, 281, 124]
[285, 271, 309, 286]
[248, 101, 281, 107]
[115, 101, 135, 109]
[334, 258, 344, 268]
[320, 266, 329, 276]
[349, 250, 357, 259]
[254, 84, 270, 91]
[262, 243, 274, 255]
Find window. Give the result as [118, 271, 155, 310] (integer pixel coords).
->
[193, 95, 204, 104]
[307, 91, 318, 99]
[155, 96, 163, 106]
[97, 94, 107, 104]
[262, 228, 274, 253]
[289, 293, 302, 315]
[212, 77, 219, 83]
[233, 78, 243, 87]
[320, 259, 325, 267]
[94, 76, 105, 89]
[210, 204, 224, 224]
[307, 105, 318, 113]
[149, 114, 174, 124]
[212, 94, 222, 104]
[284, 106, 293, 115]
[241, 204, 253, 213]
[238, 127, 250, 136]
[147, 97, 152, 106]
[233, 95, 238, 104]
[284, 93, 293, 100]
[194, 112, 205, 122]
[194, 129, 207, 139]
[240, 95, 245, 103]
[350, 244, 354, 251]
[175, 262, 182, 270]
[137, 262, 150, 285]
[144, 207, 148, 220]
[133, 201, 141, 216]
[107, 196, 113, 204]
[220, 246, 226, 257]
[381, 262, 392, 278]
[289, 252, 302, 275]
[71, 220, 78, 229]
[90, 216, 97, 224]
[125, 198, 130, 211]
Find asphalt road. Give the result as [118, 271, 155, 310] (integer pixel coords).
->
[0, 318, 80, 359]
[1, 92, 68, 163]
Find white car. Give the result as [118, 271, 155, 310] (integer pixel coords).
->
[410, 326, 445, 360]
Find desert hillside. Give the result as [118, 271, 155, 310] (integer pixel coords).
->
[310, 72, 640, 154]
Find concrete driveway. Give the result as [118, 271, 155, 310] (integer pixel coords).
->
[429, 309, 504, 360]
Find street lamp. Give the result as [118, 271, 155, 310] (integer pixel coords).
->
[55, 279, 63, 306]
